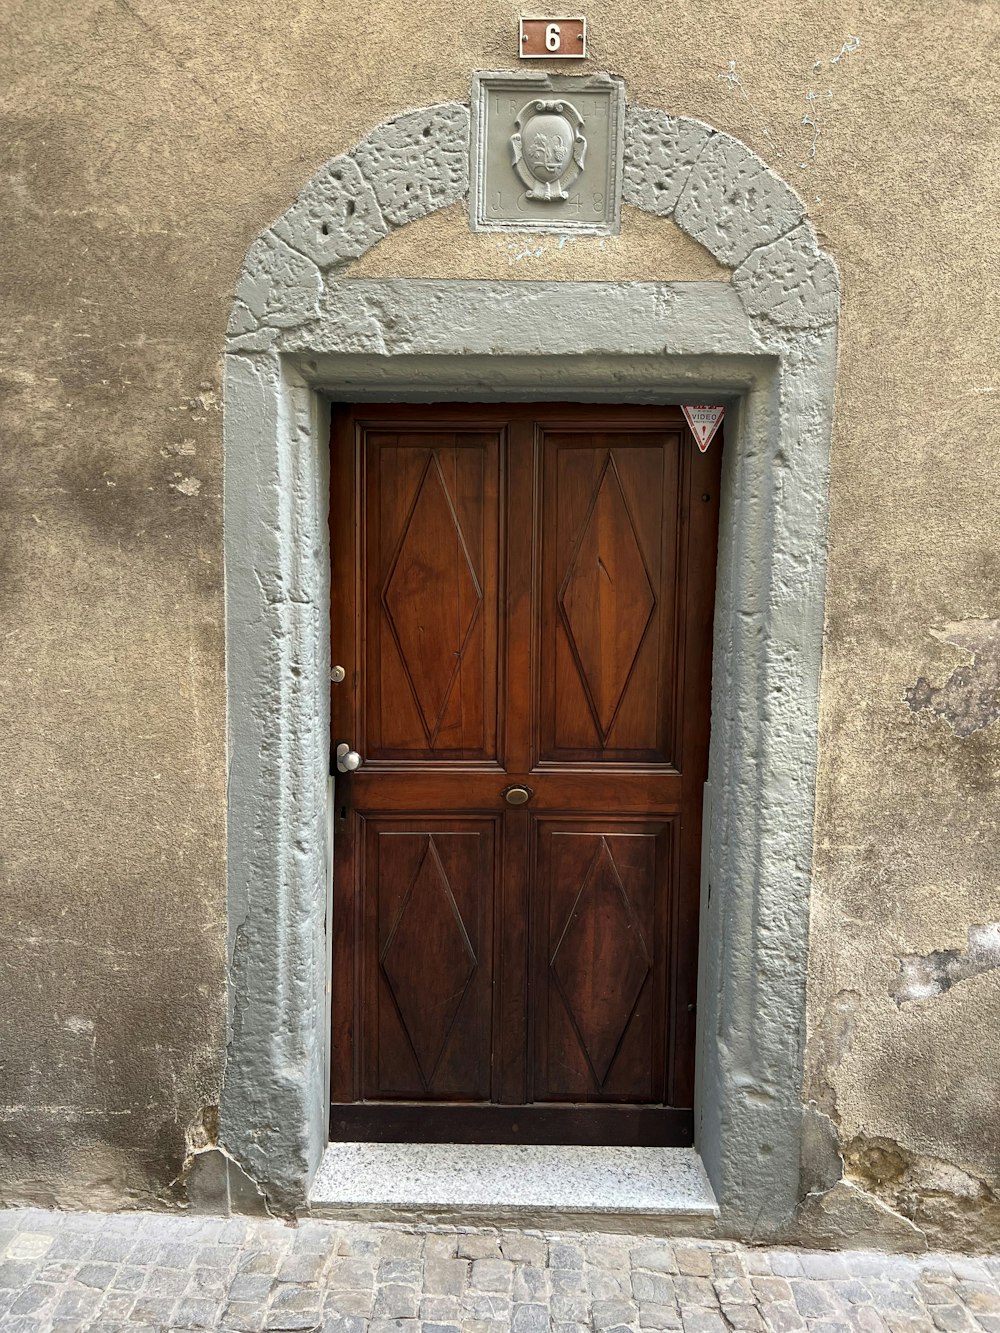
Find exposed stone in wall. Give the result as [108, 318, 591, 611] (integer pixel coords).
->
[806, 989, 862, 1120]
[893, 924, 1000, 1004]
[797, 1180, 928, 1254]
[173, 1104, 269, 1216]
[181, 1147, 270, 1217]
[906, 618, 1000, 736]
[843, 1137, 1000, 1252]
[800, 1102, 845, 1196]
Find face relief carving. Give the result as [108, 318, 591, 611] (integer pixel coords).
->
[512, 99, 587, 200]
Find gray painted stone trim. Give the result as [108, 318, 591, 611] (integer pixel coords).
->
[232, 231, 323, 332]
[222, 93, 839, 1237]
[352, 102, 470, 228]
[733, 222, 841, 330]
[272, 154, 388, 270]
[623, 107, 713, 217]
[673, 129, 806, 270]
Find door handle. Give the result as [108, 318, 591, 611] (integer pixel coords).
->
[336, 743, 362, 773]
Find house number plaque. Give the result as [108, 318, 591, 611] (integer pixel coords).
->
[470, 72, 625, 234]
[519, 16, 587, 59]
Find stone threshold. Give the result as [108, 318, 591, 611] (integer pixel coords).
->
[307, 1143, 719, 1229]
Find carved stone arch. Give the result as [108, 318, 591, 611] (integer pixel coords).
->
[226, 100, 838, 347]
[221, 94, 839, 1232]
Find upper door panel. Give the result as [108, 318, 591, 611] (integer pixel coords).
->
[538, 429, 683, 765]
[362, 428, 503, 763]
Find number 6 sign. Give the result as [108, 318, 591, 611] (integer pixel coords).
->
[519, 16, 588, 59]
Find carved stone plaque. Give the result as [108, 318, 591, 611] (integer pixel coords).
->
[471, 72, 624, 234]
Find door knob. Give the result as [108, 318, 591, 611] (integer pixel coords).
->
[503, 785, 532, 806]
[336, 743, 362, 773]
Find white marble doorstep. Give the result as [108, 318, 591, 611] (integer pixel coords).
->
[309, 1142, 718, 1216]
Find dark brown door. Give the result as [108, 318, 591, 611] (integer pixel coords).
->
[329, 404, 721, 1145]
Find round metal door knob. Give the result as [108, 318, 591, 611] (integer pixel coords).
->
[503, 785, 532, 806]
[336, 743, 362, 773]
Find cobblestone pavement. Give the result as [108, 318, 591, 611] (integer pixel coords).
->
[0, 1207, 998, 1333]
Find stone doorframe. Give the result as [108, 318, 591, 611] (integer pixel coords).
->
[220, 89, 839, 1236]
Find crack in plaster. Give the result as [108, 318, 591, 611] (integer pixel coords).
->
[717, 61, 789, 163]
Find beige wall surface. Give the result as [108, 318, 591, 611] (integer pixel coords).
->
[2, 0, 998, 1241]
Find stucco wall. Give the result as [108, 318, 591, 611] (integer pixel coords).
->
[2, 1, 997, 1243]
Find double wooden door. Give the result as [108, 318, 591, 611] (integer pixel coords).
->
[329, 404, 721, 1145]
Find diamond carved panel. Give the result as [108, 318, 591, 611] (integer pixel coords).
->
[383, 454, 483, 746]
[550, 837, 652, 1088]
[380, 836, 478, 1088]
[559, 455, 656, 742]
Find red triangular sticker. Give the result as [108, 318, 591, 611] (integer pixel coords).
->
[681, 404, 725, 452]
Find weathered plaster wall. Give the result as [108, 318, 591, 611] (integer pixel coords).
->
[2, 0, 998, 1241]
[344, 201, 731, 282]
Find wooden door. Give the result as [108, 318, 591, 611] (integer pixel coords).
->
[329, 404, 721, 1145]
